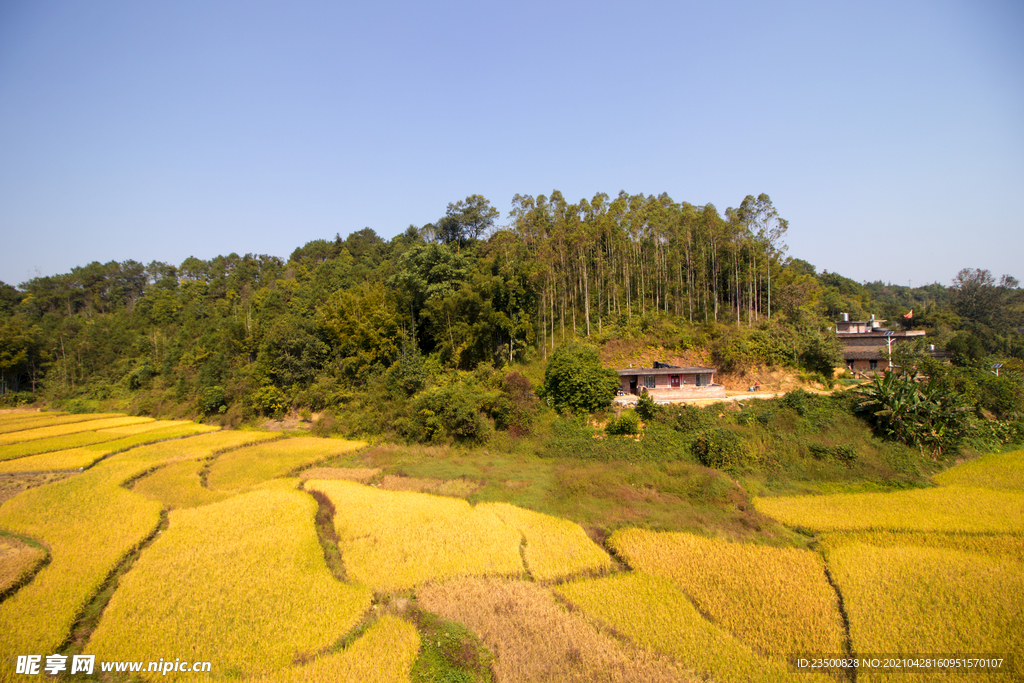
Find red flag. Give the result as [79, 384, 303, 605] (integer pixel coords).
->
[903, 309, 913, 319]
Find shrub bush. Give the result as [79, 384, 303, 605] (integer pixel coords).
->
[691, 428, 747, 472]
[808, 443, 858, 467]
[249, 384, 288, 418]
[605, 411, 640, 436]
[198, 385, 226, 415]
[541, 417, 690, 462]
[660, 404, 717, 432]
[413, 387, 491, 444]
[0, 391, 34, 408]
[635, 391, 659, 421]
[834, 444, 858, 465]
[494, 371, 538, 436]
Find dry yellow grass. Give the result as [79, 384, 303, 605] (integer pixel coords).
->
[0, 423, 219, 472]
[753, 486, 1024, 533]
[609, 528, 846, 660]
[479, 502, 612, 581]
[131, 458, 236, 509]
[934, 449, 1024, 490]
[378, 473, 445, 491]
[245, 614, 420, 683]
[377, 474, 482, 498]
[432, 478, 484, 497]
[829, 543, 1024, 682]
[86, 488, 373, 680]
[555, 572, 833, 683]
[418, 577, 699, 683]
[299, 466, 380, 483]
[206, 436, 366, 491]
[308, 479, 523, 592]
[0, 536, 47, 595]
[0, 415, 153, 445]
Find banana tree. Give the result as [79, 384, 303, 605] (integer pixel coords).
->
[855, 371, 969, 457]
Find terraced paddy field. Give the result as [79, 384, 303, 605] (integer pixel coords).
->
[0, 412, 1020, 681]
[754, 448, 1024, 682]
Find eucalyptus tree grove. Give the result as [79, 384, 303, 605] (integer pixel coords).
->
[507, 190, 789, 354]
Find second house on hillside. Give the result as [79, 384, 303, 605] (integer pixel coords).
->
[835, 313, 947, 374]
[616, 361, 726, 401]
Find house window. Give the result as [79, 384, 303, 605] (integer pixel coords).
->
[644, 375, 657, 390]
[847, 360, 854, 370]
[695, 373, 710, 387]
[869, 360, 878, 371]
[670, 375, 680, 388]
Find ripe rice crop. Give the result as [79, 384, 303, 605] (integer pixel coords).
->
[0, 415, 153, 445]
[0, 429, 284, 674]
[418, 577, 697, 683]
[0, 536, 47, 596]
[0, 423, 218, 473]
[0, 412, 118, 434]
[478, 502, 612, 581]
[307, 479, 523, 592]
[0, 429, 125, 462]
[95, 419, 197, 437]
[818, 530, 1024, 562]
[205, 436, 366, 491]
[103, 430, 283, 472]
[753, 486, 1024, 533]
[933, 449, 1024, 490]
[609, 528, 846, 659]
[0, 464, 164, 664]
[555, 572, 832, 683]
[299, 466, 380, 483]
[131, 459, 235, 509]
[246, 614, 420, 683]
[86, 488, 372, 679]
[828, 543, 1024, 682]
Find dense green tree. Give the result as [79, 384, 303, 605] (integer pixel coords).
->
[435, 195, 499, 250]
[0, 318, 44, 394]
[798, 328, 843, 378]
[254, 314, 328, 391]
[0, 282, 21, 315]
[540, 342, 618, 414]
[317, 283, 401, 382]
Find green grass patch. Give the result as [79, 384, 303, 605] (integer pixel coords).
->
[408, 606, 494, 683]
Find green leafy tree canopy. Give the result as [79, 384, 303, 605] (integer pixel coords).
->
[541, 342, 618, 414]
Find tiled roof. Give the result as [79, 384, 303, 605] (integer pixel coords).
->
[616, 366, 716, 375]
[836, 330, 926, 338]
[843, 347, 887, 360]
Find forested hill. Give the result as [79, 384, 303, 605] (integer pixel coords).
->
[1, 191, 1022, 438]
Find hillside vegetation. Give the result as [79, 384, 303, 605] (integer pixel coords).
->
[1, 192, 1021, 449]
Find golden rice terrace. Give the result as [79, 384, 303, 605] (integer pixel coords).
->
[0, 411, 1020, 682]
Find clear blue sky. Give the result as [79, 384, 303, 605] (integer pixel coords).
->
[2, 0, 1022, 288]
